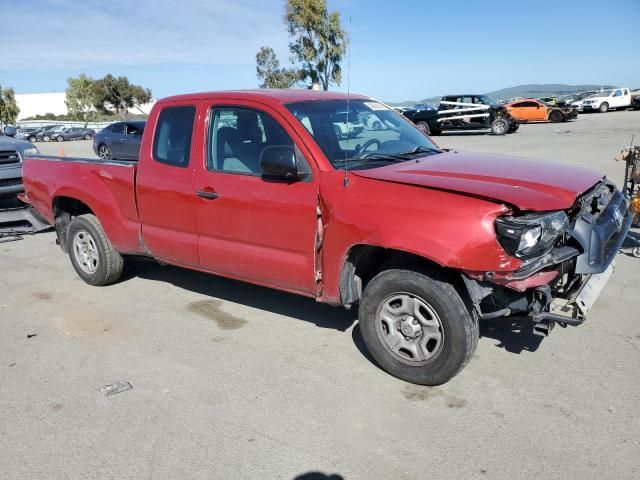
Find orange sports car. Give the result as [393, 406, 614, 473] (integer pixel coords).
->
[505, 98, 578, 123]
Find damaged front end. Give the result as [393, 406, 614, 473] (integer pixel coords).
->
[463, 180, 632, 335]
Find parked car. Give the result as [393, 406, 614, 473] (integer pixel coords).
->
[0, 126, 39, 199]
[22, 90, 631, 385]
[92, 121, 146, 160]
[51, 127, 96, 142]
[630, 94, 640, 110]
[538, 96, 559, 105]
[15, 127, 39, 140]
[506, 98, 578, 123]
[581, 88, 632, 112]
[20, 124, 58, 142]
[40, 125, 68, 142]
[404, 94, 519, 135]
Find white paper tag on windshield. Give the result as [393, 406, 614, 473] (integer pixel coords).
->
[364, 101, 387, 111]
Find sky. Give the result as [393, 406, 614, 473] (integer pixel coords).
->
[1, 0, 639, 103]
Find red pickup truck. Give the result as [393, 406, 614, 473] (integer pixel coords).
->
[23, 90, 631, 385]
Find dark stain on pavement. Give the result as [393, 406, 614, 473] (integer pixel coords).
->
[402, 385, 467, 408]
[49, 403, 63, 412]
[32, 291, 53, 301]
[188, 300, 247, 330]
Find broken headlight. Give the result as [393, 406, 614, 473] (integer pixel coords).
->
[495, 211, 568, 260]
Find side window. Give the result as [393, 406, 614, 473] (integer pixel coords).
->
[152, 106, 195, 168]
[110, 123, 124, 134]
[613, 89, 622, 97]
[207, 107, 294, 175]
[126, 123, 144, 135]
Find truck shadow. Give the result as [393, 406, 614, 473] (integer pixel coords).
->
[123, 258, 545, 356]
[123, 258, 357, 332]
[479, 316, 544, 354]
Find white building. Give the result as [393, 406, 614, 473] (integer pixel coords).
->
[15, 92, 157, 121]
[15, 93, 68, 120]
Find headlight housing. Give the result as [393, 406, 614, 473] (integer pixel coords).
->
[495, 211, 569, 260]
[22, 147, 39, 159]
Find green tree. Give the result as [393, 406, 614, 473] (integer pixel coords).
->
[65, 74, 95, 125]
[284, 0, 347, 90]
[256, 47, 301, 88]
[91, 74, 152, 116]
[0, 84, 20, 128]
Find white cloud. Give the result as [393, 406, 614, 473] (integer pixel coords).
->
[1, 0, 290, 69]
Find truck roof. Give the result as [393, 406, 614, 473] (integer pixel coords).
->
[159, 89, 370, 105]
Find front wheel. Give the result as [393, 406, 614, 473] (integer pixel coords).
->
[415, 121, 431, 135]
[358, 269, 478, 385]
[508, 122, 520, 133]
[42, 135, 50, 142]
[67, 214, 123, 286]
[599, 102, 609, 113]
[549, 110, 564, 123]
[490, 118, 508, 135]
[98, 144, 112, 160]
[56, 135, 64, 142]
[633, 247, 640, 258]
[84, 134, 91, 140]
[28, 135, 37, 142]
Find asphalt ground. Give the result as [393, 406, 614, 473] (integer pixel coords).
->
[1, 110, 639, 479]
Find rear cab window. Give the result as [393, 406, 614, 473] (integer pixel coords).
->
[152, 106, 196, 168]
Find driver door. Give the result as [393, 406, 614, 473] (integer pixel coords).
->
[192, 100, 320, 295]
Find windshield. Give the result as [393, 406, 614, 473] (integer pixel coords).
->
[285, 99, 441, 170]
[478, 95, 499, 106]
[595, 90, 613, 97]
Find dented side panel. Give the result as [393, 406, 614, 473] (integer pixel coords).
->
[317, 170, 522, 304]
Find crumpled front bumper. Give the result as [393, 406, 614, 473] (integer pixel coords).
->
[463, 187, 631, 332]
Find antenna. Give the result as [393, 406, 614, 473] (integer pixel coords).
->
[343, 16, 352, 187]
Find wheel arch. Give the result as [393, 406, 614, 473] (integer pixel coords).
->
[339, 244, 461, 308]
[52, 196, 95, 253]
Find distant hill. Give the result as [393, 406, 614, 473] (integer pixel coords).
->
[386, 83, 617, 107]
[485, 84, 615, 101]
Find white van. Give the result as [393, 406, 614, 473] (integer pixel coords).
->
[581, 88, 631, 112]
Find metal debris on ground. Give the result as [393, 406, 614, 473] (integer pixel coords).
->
[26, 333, 37, 338]
[100, 381, 133, 396]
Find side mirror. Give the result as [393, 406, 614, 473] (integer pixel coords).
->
[259, 145, 298, 180]
[3, 126, 17, 137]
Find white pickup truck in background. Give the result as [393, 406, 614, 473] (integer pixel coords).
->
[575, 88, 632, 112]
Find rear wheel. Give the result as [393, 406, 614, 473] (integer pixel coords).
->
[84, 134, 91, 140]
[549, 110, 564, 123]
[98, 144, 111, 160]
[599, 102, 609, 113]
[56, 135, 64, 142]
[415, 121, 431, 135]
[67, 214, 123, 286]
[358, 269, 478, 385]
[42, 135, 50, 142]
[28, 135, 36, 142]
[633, 247, 640, 258]
[490, 118, 508, 135]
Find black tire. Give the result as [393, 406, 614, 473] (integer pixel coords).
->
[490, 118, 508, 135]
[599, 102, 609, 113]
[358, 269, 479, 385]
[28, 135, 36, 143]
[67, 214, 123, 286]
[98, 144, 112, 160]
[508, 122, 520, 133]
[56, 135, 64, 142]
[43, 135, 50, 142]
[633, 247, 640, 258]
[549, 110, 564, 123]
[415, 121, 430, 135]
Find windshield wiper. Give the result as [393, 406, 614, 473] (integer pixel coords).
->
[396, 146, 442, 157]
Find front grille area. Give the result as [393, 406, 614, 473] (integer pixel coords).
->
[0, 150, 20, 166]
[0, 178, 22, 188]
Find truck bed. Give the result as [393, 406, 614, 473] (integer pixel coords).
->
[22, 155, 144, 254]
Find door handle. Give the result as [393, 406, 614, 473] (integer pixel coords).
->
[196, 190, 220, 200]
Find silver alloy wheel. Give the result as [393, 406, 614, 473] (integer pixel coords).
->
[375, 292, 444, 365]
[72, 229, 99, 274]
[98, 145, 110, 159]
[493, 120, 506, 134]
